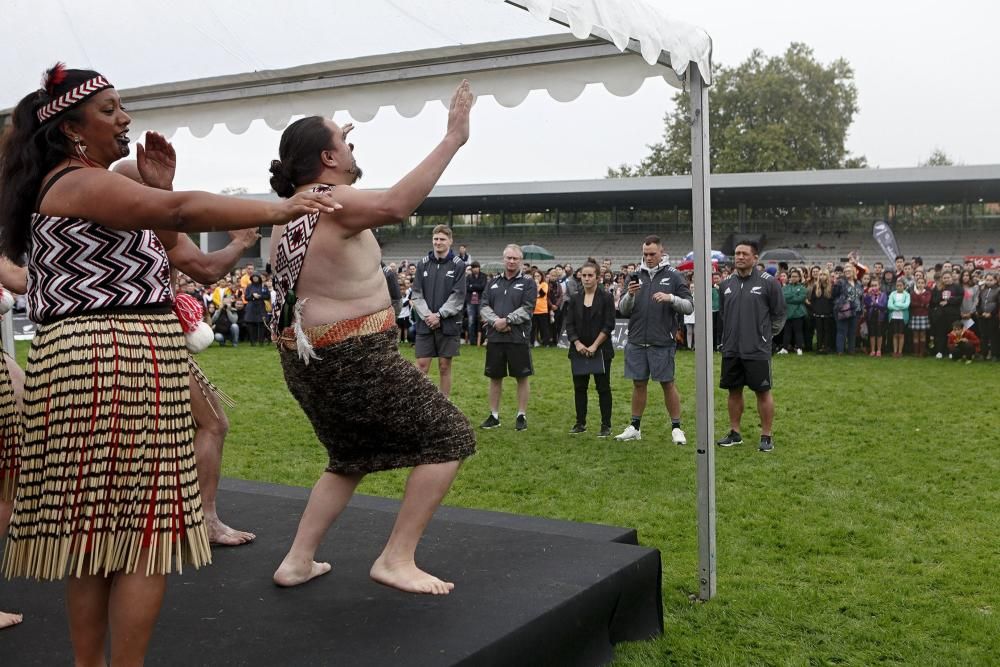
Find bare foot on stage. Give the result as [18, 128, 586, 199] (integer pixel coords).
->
[273, 558, 332, 587]
[207, 517, 256, 546]
[370, 557, 454, 595]
[0, 611, 23, 630]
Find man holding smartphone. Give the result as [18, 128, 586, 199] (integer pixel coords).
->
[615, 235, 693, 445]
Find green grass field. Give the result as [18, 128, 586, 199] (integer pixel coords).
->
[17, 340, 998, 665]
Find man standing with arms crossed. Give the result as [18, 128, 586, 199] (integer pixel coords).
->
[411, 225, 466, 398]
[716, 241, 786, 452]
[615, 235, 693, 445]
[480, 244, 537, 431]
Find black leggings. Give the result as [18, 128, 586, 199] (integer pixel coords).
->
[782, 318, 804, 350]
[247, 321, 267, 345]
[814, 315, 835, 352]
[572, 360, 613, 427]
[532, 313, 551, 346]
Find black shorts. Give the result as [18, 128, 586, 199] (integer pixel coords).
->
[720, 357, 772, 393]
[484, 342, 533, 378]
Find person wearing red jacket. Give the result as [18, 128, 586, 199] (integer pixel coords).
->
[947, 320, 980, 363]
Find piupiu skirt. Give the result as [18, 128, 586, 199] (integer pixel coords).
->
[2, 310, 211, 580]
[279, 309, 476, 475]
[0, 353, 24, 502]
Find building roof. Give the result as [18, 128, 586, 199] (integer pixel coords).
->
[407, 164, 1000, 214]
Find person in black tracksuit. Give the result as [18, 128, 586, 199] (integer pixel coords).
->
[410, 225, 467, 399]
[716, 241, 786, 453]
[479, 244, 537, 431]
[383, 262, 401, 318]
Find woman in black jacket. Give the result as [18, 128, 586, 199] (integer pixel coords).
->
[806, 269, 835, 353]
[243, 273, 269, 345]
[564, 261, 616, 437]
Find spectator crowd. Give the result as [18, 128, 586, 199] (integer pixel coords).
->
[164, 232, 995, 455]
[176, 245, 998, 366]
[389, 248, 998, 364]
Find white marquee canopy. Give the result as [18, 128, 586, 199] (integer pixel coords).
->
[1, 0, 711, 138]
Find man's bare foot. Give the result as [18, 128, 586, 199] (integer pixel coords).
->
[273, 558, 332, 587]
[207, 517, 256, 546]
[370, 557, 454, 595]
[0, 611, 23, 630]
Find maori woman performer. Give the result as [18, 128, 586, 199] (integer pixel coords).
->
[0, 259, 27, 630]
[0, 64, 338, 664]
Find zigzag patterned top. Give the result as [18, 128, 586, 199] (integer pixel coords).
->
[27, 214, 172, 323]
[269, 185, 330, 334]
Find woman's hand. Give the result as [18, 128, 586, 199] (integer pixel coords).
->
[136, 132, 177, 190]
[281, 190, 343, 219]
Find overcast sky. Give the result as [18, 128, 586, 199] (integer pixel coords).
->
[5, 0, 997, 193]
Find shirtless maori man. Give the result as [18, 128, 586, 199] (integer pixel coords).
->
[269, 81, 475, 595]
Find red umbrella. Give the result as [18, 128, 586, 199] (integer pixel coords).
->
[675, 258, 718, 272]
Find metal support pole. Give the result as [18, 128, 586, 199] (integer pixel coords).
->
[689, 64, 716, 601]
[1, 314, 14, 358]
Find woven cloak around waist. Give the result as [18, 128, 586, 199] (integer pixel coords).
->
[279, 309, 476, 475]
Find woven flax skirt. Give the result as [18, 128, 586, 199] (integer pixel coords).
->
[0, 354, 24, 502]
[2, 311, 211, 580]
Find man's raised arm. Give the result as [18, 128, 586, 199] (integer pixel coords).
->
[330, 81, 473, 234]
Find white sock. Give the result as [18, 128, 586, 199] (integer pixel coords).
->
[492, 411, 499, 419]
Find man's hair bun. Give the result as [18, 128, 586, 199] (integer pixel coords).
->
[268, 159, 294, 198]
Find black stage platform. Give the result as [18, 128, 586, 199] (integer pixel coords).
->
[1, 479, 662, 666]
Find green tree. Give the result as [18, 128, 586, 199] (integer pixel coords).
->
[608, 43, 866, 176]
[919, 148, 955, 167]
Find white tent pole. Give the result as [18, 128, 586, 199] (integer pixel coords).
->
[689, 63, 716, 601]
[1, 315, 14, 358]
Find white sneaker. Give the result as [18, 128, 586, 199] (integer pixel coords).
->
[796, 348, 803, 356]
[672, 427, 687, 445]
[935, 352, 943, 359]
[777, 348, 789, 355]
[615, 425, 642, 441]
